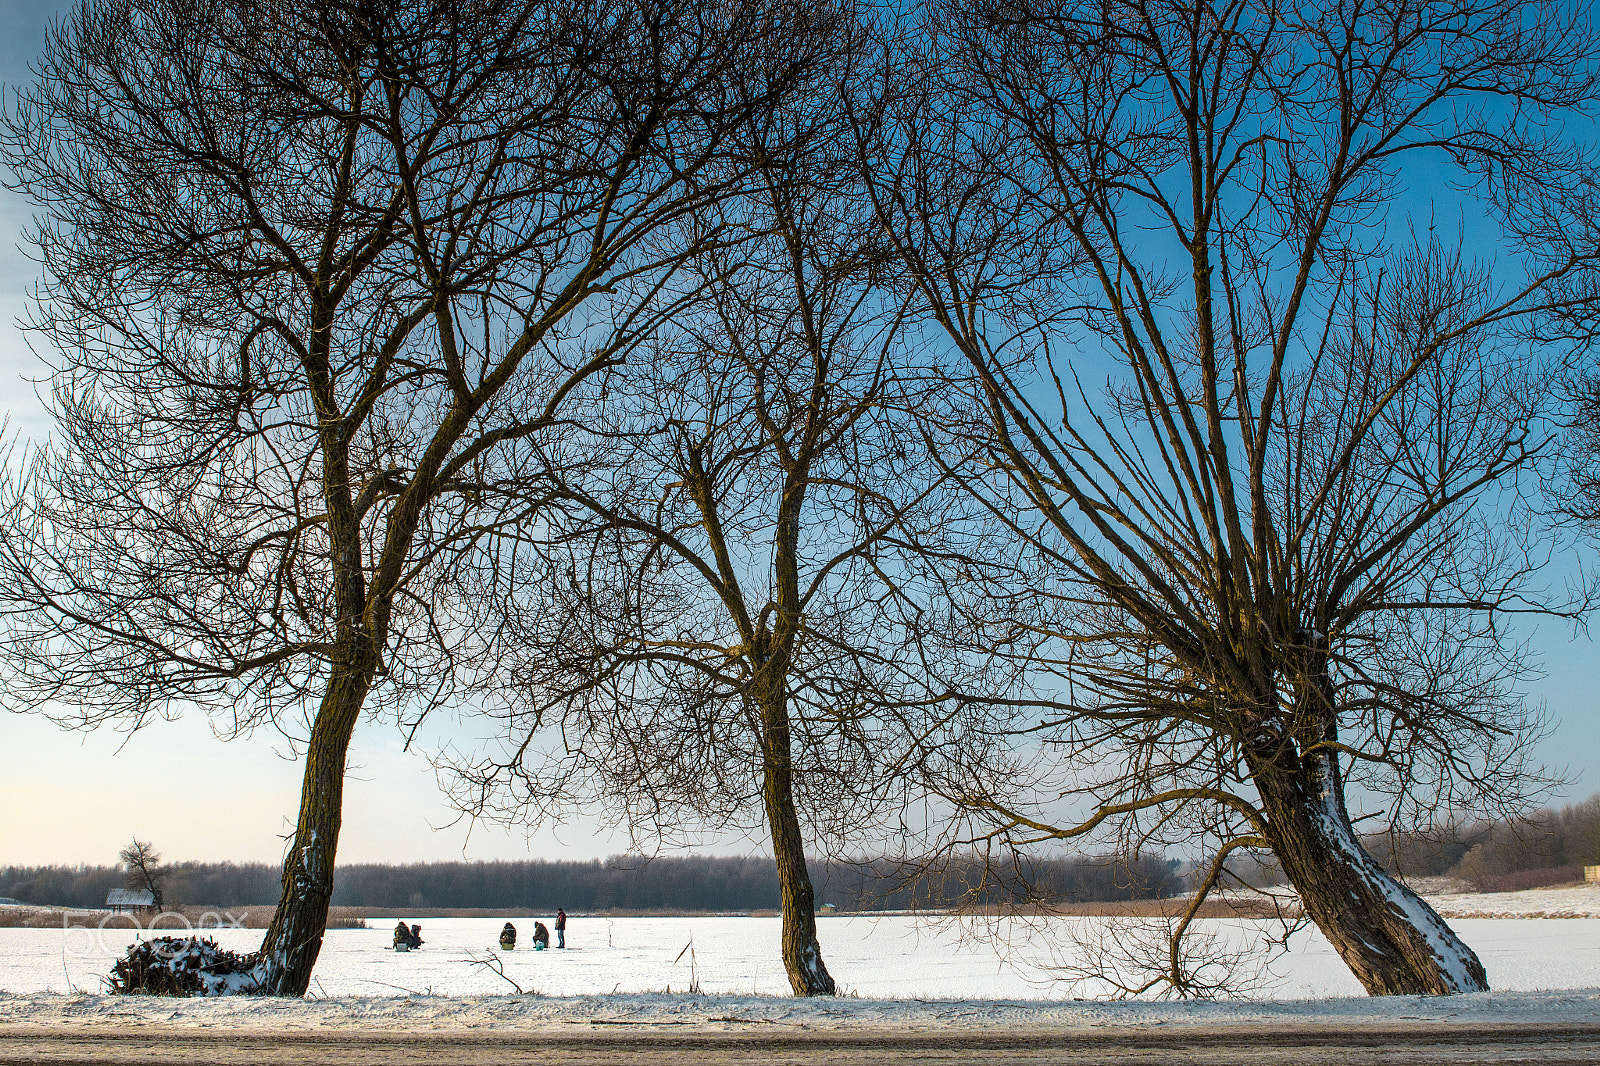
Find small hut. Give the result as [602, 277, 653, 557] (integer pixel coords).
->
[106, 888, 155, 914]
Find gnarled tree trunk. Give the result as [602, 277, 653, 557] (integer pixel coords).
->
[756, 685, 836, 996]
[256, 665, 371, 995]
[1247, 740, 1487, 995]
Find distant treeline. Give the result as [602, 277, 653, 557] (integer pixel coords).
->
[1374, 793, 1600, 891]
[12, 793, 1596, 911]
[0, 861, 282, 910]
[0, 852, 1182, 912]
[1235, 792, 1600, 892]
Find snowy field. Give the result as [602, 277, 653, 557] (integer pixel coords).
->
[1427, 883, 1600, 919]
[2, 912, 1599, 1001]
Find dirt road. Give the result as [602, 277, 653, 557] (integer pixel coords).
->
[2, 1022, 1598, 1064]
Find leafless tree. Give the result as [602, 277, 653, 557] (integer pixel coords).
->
[0, 0, 835, 995]
[1041, 911, 1275, 999]
[858, 0, 1600, 995]
[118, 838, 166, 909]
[445, 35, 999, 994]
[1560, 349, 1600, 594]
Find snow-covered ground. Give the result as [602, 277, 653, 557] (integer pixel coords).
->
[2, 910, 1599, 1001]
[3, 986, 1600, 1033]
[1425, 883, 1600, 919]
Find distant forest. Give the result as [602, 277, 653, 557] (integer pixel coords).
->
[0, 853, 1183, 912]
[10, 792, 1596, 912]
[1236, 793, 1600, 892]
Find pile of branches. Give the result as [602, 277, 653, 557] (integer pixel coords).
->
[108, 936, 262, 996]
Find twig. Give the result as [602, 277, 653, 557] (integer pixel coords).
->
[360, 978, 428, 996]
[709, 1015, 805, 1027]
[589, 1019, 692, 1026]
[457, 950, 528, 995]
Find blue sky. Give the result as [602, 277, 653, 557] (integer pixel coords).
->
[0, 2, 1594, 869]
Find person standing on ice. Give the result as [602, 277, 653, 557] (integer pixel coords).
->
[555, 908, 567, 949]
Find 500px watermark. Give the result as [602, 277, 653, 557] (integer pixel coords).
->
[59, 910, 249, 960]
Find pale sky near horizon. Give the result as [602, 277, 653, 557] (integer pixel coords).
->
[0, 1, 1596, 871]
[0, 1, 700, 867]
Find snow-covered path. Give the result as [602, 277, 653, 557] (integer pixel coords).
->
[2, 985, 1599, 1032]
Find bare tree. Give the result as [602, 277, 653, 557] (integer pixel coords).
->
[118, 838, 166, 909]
[445, 39, 988, 994]
[0, 0, 832, 994]
[1560, 353, 1600, 611]
[859, 0, 1600, 995]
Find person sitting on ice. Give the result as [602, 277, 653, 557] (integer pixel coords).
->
[531, 921, 550, 950]
[393, 921, 411, 949]
[499, 922, 517, 950]
[408, 923, 424, 949]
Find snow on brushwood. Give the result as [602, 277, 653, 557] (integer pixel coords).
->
[108, 936, 265, 996]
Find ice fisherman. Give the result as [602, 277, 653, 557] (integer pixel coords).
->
[499, 922, 517, 950]
[555, 908, 567, 948]
[532, 921, 550, 949]
[408, 923, 424, 948]
[393, 921, 409, 949]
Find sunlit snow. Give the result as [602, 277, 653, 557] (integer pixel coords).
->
[2, 913, 1598, 1000]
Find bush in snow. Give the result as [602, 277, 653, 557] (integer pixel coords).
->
[108, 936, 263, 996]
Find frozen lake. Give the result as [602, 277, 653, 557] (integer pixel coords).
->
[2, 915, 1598, 999]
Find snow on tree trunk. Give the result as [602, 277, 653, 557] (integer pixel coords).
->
[256, 666, 369, 996]
[1248, 742, 1488, 995]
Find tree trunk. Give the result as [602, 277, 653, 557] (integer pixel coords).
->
[256, 665, 371, 995]
[1247, 742, 1488, 995]
[757, 690, 836, 996]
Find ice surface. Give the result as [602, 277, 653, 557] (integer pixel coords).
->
[3, 912, 1599, 1001]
